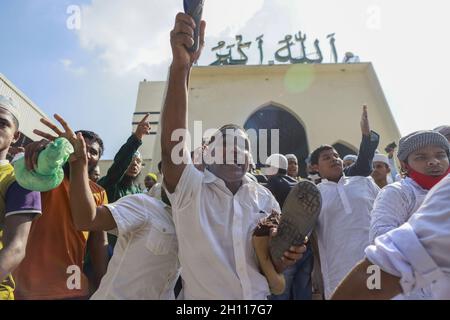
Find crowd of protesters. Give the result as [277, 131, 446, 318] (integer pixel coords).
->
[1, 12, 450, 300]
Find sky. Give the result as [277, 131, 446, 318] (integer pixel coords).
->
[1, 0, 449, 159]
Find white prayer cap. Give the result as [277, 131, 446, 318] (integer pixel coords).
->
[373, 154, 390, 166]
[263, 154, 288, 175]
[285, 154, 298, 162]
[0, 95, 20, 124]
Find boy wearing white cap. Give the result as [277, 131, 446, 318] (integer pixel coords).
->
[371, 154, 391, 188]
[285, 154, 300, 181]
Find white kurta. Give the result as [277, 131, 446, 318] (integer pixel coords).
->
[366, 174, 450, 299]
[370, 177, 428, 244]
[369, 177, 433, 299]
[316, 176, 379, 299]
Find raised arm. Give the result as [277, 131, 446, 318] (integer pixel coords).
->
[69, 132, 116, 231]
[345, 105, 380, 177]
[97, 114, 150, 188]
[161, 13, 205, 193]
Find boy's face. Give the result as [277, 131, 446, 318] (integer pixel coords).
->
[0, 108, 19, 153]
[287, 159, 298, 177]
[312, 148, 343, 181]
[403, 145, 449, 176]
[371, 162, 390, 181]
[83, 138, 101, 172]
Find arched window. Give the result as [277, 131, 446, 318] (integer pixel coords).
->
[332, 142, 358, 158]
[244, 104, 309, 177]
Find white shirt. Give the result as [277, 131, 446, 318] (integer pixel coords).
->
[148, 183, 162, 200]
[366, 174, 450, 299]
[166, 164, 280, 300]
[370, 177, 428, 244]
[388, 157, 399, 182]
[316, 176, 379, 299]
[91, 194, 180, 300]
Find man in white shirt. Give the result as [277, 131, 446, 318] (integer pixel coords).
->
[50, 116, 181, 300]
[309, 110, 380, 299]
[160, 13, 305, 300]
[332, 174, 450, 300]
[91, 192, 179, 300]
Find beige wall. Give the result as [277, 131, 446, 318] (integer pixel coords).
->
[0, 73, 53, 141]
[134, 63, 401, 171]
[133, 80, 166, 170]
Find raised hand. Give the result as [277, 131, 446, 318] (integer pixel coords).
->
[69, 132, 88, 165]
[25, 114, 81, 170]
[360, 105, 370, 136]
[24, 140, 49, 171]
[170, 12, 206, 69]
[134, 113, 151, 140]
[33, 114, 77, 144]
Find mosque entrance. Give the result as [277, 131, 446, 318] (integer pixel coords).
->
[244, 104, 309, 177]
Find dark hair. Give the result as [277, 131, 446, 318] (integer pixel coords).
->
[278, 168, 287, 175]
[75, 130, 104, 157]
[310, 145, 334, 166]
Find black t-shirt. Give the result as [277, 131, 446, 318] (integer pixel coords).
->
[266, 174, 298, 209]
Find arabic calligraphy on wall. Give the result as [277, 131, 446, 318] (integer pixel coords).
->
[210, 32, 339, 66]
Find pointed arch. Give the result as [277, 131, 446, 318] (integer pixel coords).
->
[332, 140, 358, 158]
[244, 102, 309, 177]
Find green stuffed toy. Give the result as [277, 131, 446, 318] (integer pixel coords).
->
[14, 137, 74, 192]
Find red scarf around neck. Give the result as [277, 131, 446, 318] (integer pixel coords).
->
[408, 167, 450, 190]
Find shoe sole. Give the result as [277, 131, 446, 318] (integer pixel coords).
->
[269, 180, 322, 262]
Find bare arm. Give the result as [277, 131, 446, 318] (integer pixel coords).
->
[161, 13, 205, 193]
[345, 105, 379, 177]
[86, 231, 109, 291]
[0, 213, 35, 282]
[97, 114, 150, 188]
[69, 133, 116, 231]
[331, 258, 402, 300]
